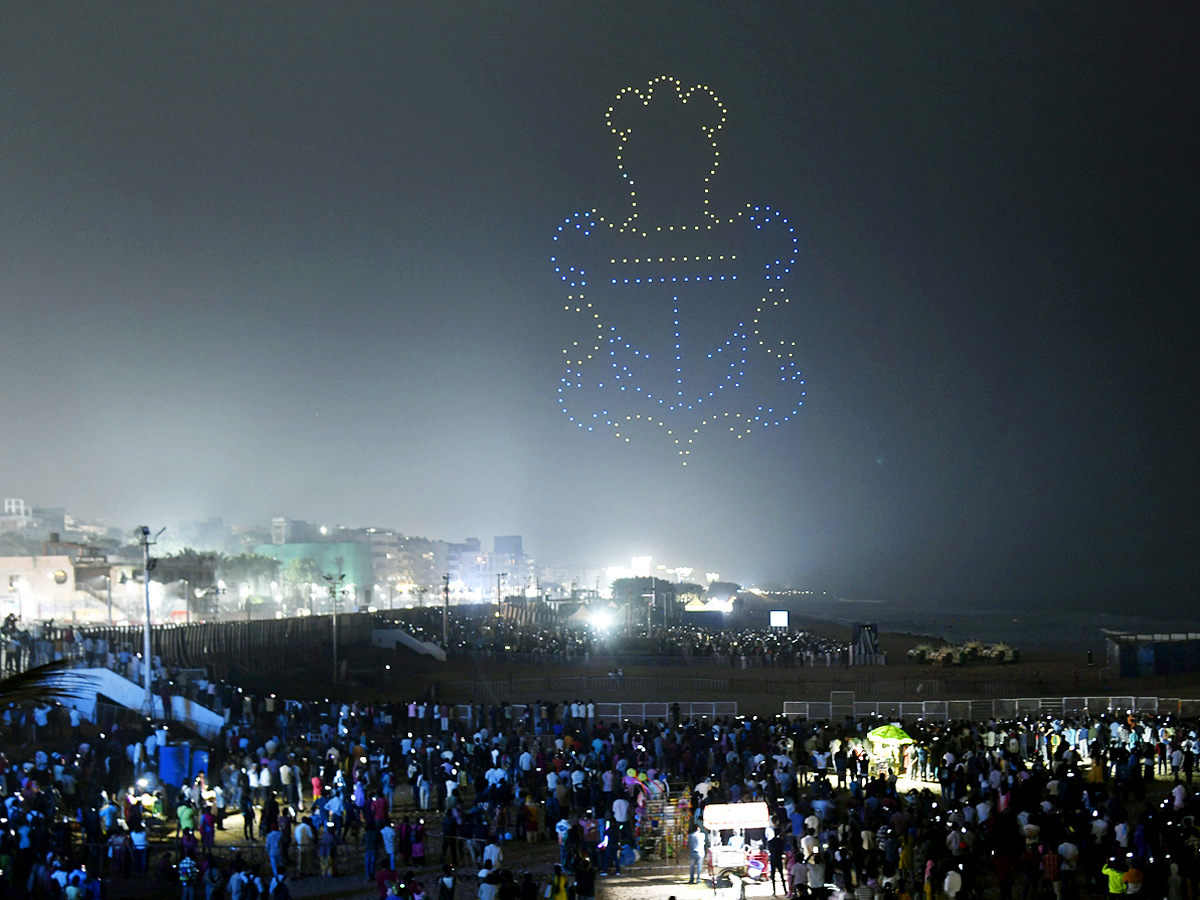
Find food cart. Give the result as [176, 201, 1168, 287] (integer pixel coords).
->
[866, 724, 913, 776]
[702, 802, 772, 897]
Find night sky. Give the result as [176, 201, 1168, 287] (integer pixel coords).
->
[2, 3, 1196, 608]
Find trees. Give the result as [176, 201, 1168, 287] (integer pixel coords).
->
[215, 553, 280, 614]
[281, 557, 323, 611]
[704, 581, 742, 603]
[676, 582, 706, 608]
[0, 532, 43, 557]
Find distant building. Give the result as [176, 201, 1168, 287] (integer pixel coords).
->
[176, 517, 237, 553]
[0, 501, 73, 537]
[43, 533, 106, 562]
[356, 529, 404, 604]
[0, 555, 101, 622]
[32, 507, 66, 534]
[153, 552, 220, 618]
[1107, 631, 1200, 678]
[492, 535, 534, 598]
[494, 535, 523, 557]
[1, 499, 34, 531]
[448, 538, 484, 592]
[270, 518, 328, 545]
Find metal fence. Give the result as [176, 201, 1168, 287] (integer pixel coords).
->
[445, 700, 736, 727]
[74, 614, 373, 679]
[782, 701, 834, 719]
[784, 695, 1200, 721]
[592, 701, 738, 721]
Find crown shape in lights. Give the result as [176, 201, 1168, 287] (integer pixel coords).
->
[607, 76, 726, 232]
[551, 76, 805, 464]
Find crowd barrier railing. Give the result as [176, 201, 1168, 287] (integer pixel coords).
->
[783, 695, 1198, 721]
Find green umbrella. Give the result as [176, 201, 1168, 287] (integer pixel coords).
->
[867, 724, 912, 744]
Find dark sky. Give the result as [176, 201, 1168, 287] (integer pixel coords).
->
[1, 2, 1196, 608]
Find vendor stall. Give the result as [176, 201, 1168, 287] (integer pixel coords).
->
[866, 724, 912, 776]
[702, 802, 772, 896]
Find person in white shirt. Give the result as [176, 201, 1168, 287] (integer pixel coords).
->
[227, 869, 248, 900]
[519, 748, 534, 786]
[800, 830, 819, 860]
[944, 866, 963, 900]
[379, 820, 396, 869]
[258, 765, 273, 805]
[612, 797, 629, 825]
[477, 861, 498, 900]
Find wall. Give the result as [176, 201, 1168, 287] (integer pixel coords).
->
[80, 612, 373, 679]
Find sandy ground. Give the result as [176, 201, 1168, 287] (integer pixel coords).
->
[311, 638, 1200, 719]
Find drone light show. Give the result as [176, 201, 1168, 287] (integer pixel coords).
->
[552, 76, 806, 463]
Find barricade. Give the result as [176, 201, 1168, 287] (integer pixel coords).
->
[74, 614, 373, 678]
[785, 694, 1188, 721]
[592, 701, 737, 722]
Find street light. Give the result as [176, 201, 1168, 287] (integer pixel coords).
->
[136, 526, 164, 718]
[324, 572, 347, 684]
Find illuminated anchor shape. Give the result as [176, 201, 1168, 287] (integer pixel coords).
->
[552, 76, 805, 463]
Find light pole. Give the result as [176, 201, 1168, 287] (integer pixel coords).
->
[324, 572, 347, 684]
[442, 573, 450, 647]
[182, 579, 189, 625]
[137, 526, 164, 717]
[106, 574, 113, 626]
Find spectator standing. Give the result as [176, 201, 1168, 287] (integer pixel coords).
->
[688, 825, 706, 884]
[179, 853, 199, 900]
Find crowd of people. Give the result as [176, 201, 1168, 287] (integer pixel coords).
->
[687, 714, 1200, 900]
[2, 615, 87, 674]
[4, 609, 1200, 900]
[3, 607, 858, 680]
[650, 625, 851, 667]
[5, 671, 1200, 900]
[389, 608, 853, 668]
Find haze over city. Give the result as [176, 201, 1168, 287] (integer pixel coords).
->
[1, 5, 1195, 610]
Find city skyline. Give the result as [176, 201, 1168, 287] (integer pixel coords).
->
[0, 497, 730, 594]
